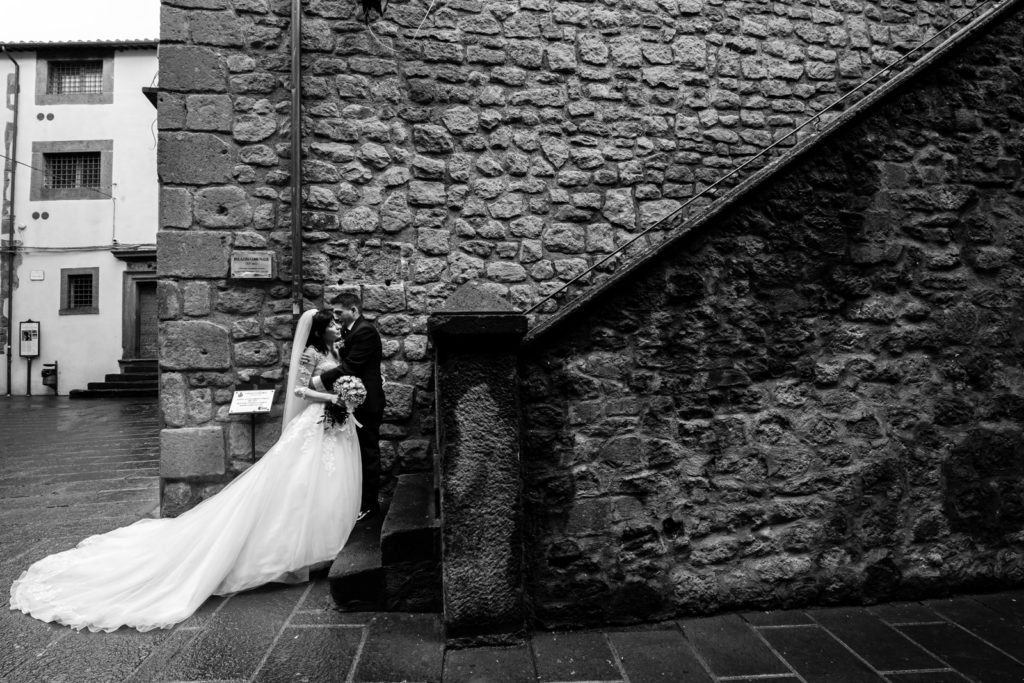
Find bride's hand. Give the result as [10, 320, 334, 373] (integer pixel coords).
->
[293, 387, 306, 398]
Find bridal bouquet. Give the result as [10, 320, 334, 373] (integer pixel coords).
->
[320, 375, 367, 430]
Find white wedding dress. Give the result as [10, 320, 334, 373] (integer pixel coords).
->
[9, 343, 361, 633]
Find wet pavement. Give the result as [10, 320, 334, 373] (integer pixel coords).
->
[3, 396, 1024, 682]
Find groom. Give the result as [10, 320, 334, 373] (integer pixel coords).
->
[316, 294, 385, 519]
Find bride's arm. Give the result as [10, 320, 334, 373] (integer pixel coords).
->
[293, 348, 340, 404]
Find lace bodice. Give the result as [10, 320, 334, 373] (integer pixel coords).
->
[293, 347, 339, 392]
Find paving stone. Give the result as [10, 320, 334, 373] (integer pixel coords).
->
[897, 623, 1024, 683]
[609, 628, 712, 682]
[532, 631, 620, 681]
[177, 595, 227, 629]
[926, 597, 1024, 661]
[354, 613, 444, 682]
[124, 629, 201, 683]
[743, 609, 815, 626]
[809, 607, 942, 672]
[724, 678, 803, 683]
[682, 614, 790, 677]
[254, 625, 363, 682]
[443, 644, 537, 683]
[972, 592, 1024, 623]
[290, 611, 371, 626]
[868, 602, 942, 624]
[296, 576, 334, 611]
[6, 623, 173, 683]
[0, 608, 65, 680]
[155, 585, 303, 680]
[883, 673, 967, 682]
[759, 625, 884, 682]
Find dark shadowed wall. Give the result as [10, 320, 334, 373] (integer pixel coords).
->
[521, 13, 1024, 628]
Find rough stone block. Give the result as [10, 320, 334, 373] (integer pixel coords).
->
[160, 321, 232, 370]
[161, 373, 188, 427]
[185, 94, 233, 131]
[160, 427, 226, 478]
[233, 340, 280, 366]
[157, 91, 186, 130]
[195, 186, 254, 228]
[159, 132, 237, 184]
[182, 281, 212, 316]
[189, 10, 244, 47]
[384, 382, 415, 421]
[157, 231, 230, 278]
[161, 187, 193, 228]
[158, 280, 182, 320]
[159, 45, 227, 93]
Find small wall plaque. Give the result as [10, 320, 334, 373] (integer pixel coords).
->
[29, 270, 44, 281]
[230, 251, 274, 279]
[229, 389, 276, 414]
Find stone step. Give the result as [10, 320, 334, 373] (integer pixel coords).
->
[104, 373, 158, 383]
[381, 472, 441, 613]
[119, 359, 158, 373]
[381, 472, 439, 565]
[69, 387, 158, 399]
[87, 381, 158, 391]
[329, 506, 385, 611]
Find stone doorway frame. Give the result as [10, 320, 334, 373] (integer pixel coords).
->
[119, 267, 158, 360]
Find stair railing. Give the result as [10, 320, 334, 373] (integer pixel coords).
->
[525, 0, 1021, 334]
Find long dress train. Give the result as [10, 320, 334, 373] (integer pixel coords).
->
[9, 355, 360, 633]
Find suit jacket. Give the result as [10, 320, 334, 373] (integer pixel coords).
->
[338, 317, 384, 425]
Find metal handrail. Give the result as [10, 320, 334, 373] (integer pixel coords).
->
[525, 0, 1011, 316]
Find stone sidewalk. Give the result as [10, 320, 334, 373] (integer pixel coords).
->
[3, 397, 1024, 682]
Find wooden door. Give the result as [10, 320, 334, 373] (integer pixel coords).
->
[136, 281, 158, 358]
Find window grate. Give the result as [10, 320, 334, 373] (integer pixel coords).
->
[68, 274, 94, 309]
[43, 152, 102, 190]
[47, 60, 103, 94]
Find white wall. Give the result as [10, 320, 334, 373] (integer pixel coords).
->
[0, 47, 157, 395]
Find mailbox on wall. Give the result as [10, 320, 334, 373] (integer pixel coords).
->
[19, 320, 39, 358]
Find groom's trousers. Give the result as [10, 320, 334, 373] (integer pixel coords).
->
[357, 421, 381, 514]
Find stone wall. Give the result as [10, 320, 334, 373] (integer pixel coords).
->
[158, 0, 981, 512]
[520, 12, 1024, 628]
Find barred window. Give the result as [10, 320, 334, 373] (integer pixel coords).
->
[60, 268, 99, 315]
[43, 153, 102, 190]
[46, 60, 103, 95]
[67, 274, 94, 309]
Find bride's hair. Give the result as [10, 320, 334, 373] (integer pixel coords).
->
[305, 308, 335, 354]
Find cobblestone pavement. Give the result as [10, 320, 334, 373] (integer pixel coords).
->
[3, 397, 1024, 682]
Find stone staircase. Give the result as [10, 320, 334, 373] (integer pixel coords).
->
[69, 359, 159, 399]
[329, 472, 441, 612]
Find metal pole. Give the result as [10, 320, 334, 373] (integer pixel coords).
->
[2, 47, 20, 396]
[290, 0, 303, 317]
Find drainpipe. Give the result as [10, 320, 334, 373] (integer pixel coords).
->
[290, 0, 303, 316]
[2, 47, 19, 397]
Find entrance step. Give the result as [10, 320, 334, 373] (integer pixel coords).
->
[69, 387, 158, 399]
[330, 472, 441, 613]
[329, 504, 385, 611]
[382, 472, 441, 612]
[119, 359, 158, 374]
[70, 359, 159, 399]
[102, 375, 158, 384]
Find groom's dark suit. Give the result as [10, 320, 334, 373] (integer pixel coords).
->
[333, 317, 384, 514]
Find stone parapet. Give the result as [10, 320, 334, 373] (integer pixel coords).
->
[429, 284, 528, 644]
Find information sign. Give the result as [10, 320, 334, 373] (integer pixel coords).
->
[229, 389, 276, 414]
[230, 251, 274, 279]
[19, 320, 39, 358]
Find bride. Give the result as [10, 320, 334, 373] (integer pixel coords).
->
[9, 308, 362, 632]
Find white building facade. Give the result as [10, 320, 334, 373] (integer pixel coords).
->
[0, 40, 158, 396]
